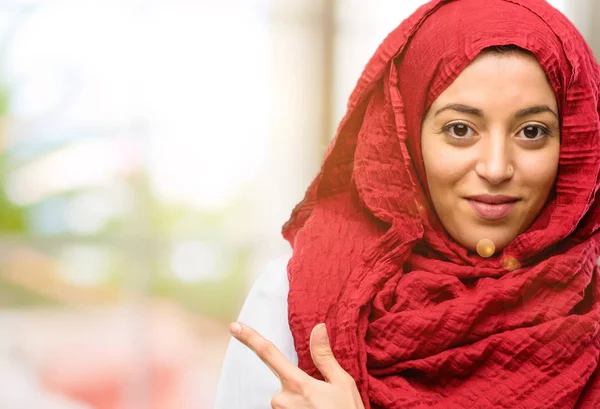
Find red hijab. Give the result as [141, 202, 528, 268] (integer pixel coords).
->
[283, 0, 600, 408]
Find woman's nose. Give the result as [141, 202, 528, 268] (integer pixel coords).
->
[474, 134, 514, 185]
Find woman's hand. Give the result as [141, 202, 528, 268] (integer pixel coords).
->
[229, 321, 365, 409]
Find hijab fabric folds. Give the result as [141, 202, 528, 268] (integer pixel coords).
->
[282, 0, 600, 407]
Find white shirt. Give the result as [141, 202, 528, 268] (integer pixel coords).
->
[214, 254, 297, 409]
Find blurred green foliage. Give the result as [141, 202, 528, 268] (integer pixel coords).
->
[0, 82, 26, 233]
[0, 155, 26, 233]
[0, 276, 59, 307]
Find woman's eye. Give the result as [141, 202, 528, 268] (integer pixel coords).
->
[518, 125, 551, 140]
[443, 123, 474, 138]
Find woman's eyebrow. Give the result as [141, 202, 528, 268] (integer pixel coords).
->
[433, 103, 558, 119]
[515, 105, 558, 119]
[434, 104, 483, 117]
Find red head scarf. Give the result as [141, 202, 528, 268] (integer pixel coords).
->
[282, 0, 600, 407]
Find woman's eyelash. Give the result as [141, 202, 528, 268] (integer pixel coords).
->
[517, 124, 553, 140]
[436, 122, 553, 140]
[433, 122, 460, 134]
[440, 122, 473, 138]
[525, 125, 551, 135]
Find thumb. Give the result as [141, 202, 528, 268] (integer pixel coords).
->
[309, 323, 346, 383]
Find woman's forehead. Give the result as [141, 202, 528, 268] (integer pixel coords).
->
[428, 52, 558, 115]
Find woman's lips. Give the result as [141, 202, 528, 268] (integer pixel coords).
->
[466, 198, 518, 220]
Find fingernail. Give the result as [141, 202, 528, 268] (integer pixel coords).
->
[316, 323, 328, 343]
[229, 322, 242, 335]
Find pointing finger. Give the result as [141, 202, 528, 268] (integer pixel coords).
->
[230, 322, 307, 387]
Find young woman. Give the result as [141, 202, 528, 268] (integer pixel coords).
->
[216, 0, 600, 407]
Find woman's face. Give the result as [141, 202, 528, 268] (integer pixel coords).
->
[420, 52, 560, 253]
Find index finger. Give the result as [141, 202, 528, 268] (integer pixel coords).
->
[230, 321, 305, 385]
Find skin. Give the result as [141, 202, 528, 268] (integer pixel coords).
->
[420, 51, 560, 253]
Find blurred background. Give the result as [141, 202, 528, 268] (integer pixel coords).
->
[0, 0, 596, 408]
